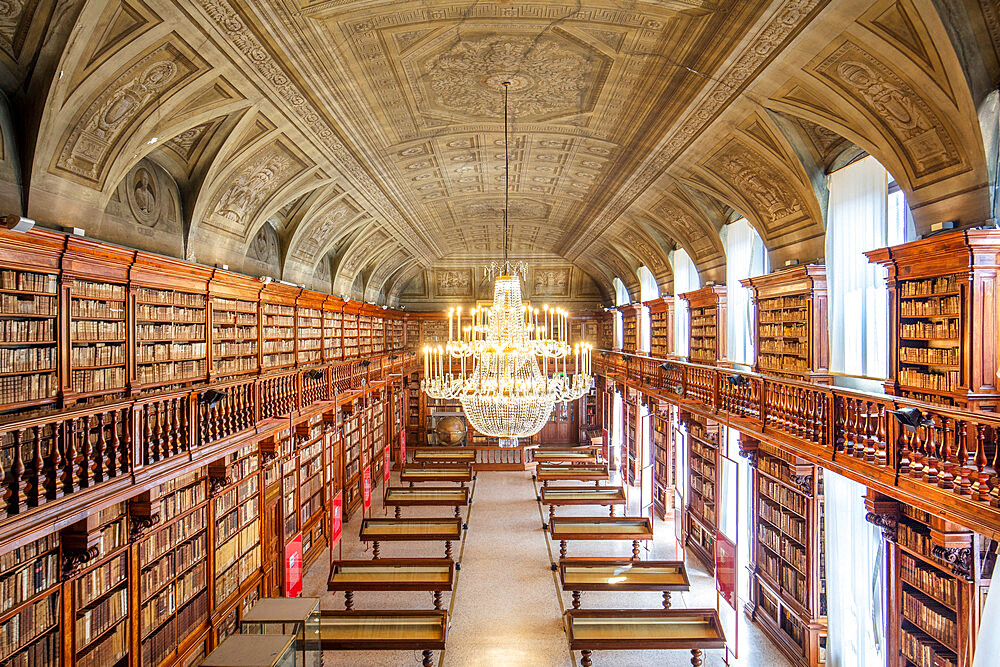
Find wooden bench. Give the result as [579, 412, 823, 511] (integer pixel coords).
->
[409, 446, 476, 464]
[539, 485, 627, 524]
[536, 463, 609, 486]
[384, 486, 470, 519]
[559, 558, 689, 609]
[359, 517, 464, 559]
[566, 608, 726, 666]
[319, 609, 448, 667]
[548, 516, 653, 560]
[327, 558, 454, 610]
[400, 463, 474, 486]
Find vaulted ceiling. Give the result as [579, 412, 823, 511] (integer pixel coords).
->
[1, 0, 998, 305]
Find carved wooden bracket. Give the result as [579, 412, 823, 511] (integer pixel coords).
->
[128, 492, 161, 540]
[864, 495, 900, 542]
[209, 474, 232, 496]
[931, 545, 973, 580]
[130, 512, 161, 540]
[62, 546, 99, 580]
[738, 435, 759, 468]
[789, 474, 813, 496]
[864, 511, 898, 542]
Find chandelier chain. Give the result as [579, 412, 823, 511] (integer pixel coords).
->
[503, 80, 510, 265]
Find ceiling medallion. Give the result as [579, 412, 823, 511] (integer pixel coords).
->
[421, 82, 593, 442]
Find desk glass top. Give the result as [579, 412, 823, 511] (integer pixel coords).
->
[385, 488, 467, 503]
[562, 563, 687, 587]
[319, 615, 445, 642]
[401, 467, 471, 478]
[412, 450, 475, 460]
[538, 465, 607, 475]
[550, 518, 652, 536]
[330, 564, 452, 585]
[360, 519, 461, 538]
[541, 488, 625, 503]
[570, 615, 722, 641]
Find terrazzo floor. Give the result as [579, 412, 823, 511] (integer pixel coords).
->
[301, 470, 792, 666]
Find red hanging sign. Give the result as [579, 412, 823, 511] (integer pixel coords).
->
[363, 465, 372, 512]
[400, 428, 406, 468]
[715, 531, 737, 610]
[383, 445, 390, 483]
[285, 533, 303, 597]
[331, 490, 343, 547]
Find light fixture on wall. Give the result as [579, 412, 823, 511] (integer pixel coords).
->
[420, 82, 593, 441]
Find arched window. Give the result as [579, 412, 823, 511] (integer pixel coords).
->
[724, 218, 768, 365]
[672, 250, 699, 357]
[637, 267, 659, 353]
[612, 277, 629, 349]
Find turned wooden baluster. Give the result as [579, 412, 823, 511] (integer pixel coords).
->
[157, 402, 169, 459]
[842, 398, 855, 456]
[864, 401, 875, 461]
[957, 420, 972, 495]
[78, 415, 92, 488]
[910, 425, 925, 478]
[875, 405, 887, 466]
[796, 389, 807, 437]
[939, 417, 955, 490]
[106, 411, 119, 475]
[923, 419, 939, 484]
[168, 398, 180, 456]
[24, 425, 42, 508]
[46, 422, 65, 499]
[834, 397, 846, 452]
[976, 424, 991, 502]
[120, 409, 132, 474]
[178, 398, 189, 452]
[143, 404, 155, 463]
[93, 412, 107, 483]
[898, 424, 912, 475]
[3, 429, 25, 515]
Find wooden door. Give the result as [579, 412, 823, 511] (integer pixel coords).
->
[262, 494, 282, 596]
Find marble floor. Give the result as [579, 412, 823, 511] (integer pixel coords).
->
[301, 470, 792, 666]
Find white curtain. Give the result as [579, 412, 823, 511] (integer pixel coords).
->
[724, 218, 768, 365]
[638, 267, 658, 354]
[826, 156, 890, 378]
[613, 278, 628, 350]
[973, 545, 1000, 667]
[672, 249, 698, 357]
[824, 471, 885, 667]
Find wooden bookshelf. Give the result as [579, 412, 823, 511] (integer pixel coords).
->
[0, 533, 60, 666]
[138, 471, 209, 667]
[680, 286, 726, 365]
[323, 301, 343, 362]
[388, 317, 404, 352]
[359, 313, 373, 357]
[683, 413, 718, 572]
[296, 293, 325, 367]
[210, 445, 261, 610]
[649, 297, 675, 358]
[620, 304, 639, 354]
[405, 320, 419, 352]
[624, 392, 638, 485]
[749, 442, 827, 667]
[133, 285, 209, 389]
[260, 284, 298, 372]
[742, 265, 830, 383]
[651, 407, 672, 520]
[210, 279, 260, 380]
[342, 307, 360, 359]
[0, 266, 59, 409]
[343, 405, 362, 515]
[867, 230, 1000, 409]
[598, 311, 614, 350]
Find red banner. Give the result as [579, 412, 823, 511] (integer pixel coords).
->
[400, 428, 406, 468]
[331, 490, 343, 547]
[285, 533, 303, 597]
[363, 465, 372, 512]
[715, 531, 737, 609]
[383, 445, 390, 483]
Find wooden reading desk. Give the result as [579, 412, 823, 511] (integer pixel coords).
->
[327, 558, 454, 610]
[359, 517, 464, 559]
[409, 446, 477, 464]
[319, 609, 447, 667]
[559, 558, 689, 609]
[548, 516, 653, 560]
[383, 486, 470, 519]
[400, 463, 474, 486]
[532, 448, 598, 465]
[536, 463, 609, 486]
[566, 608, 726, 667]
[539, 486, 627, 524]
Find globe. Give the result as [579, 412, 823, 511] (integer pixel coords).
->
[435, 416, 467, 446]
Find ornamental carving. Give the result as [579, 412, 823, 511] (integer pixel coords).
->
[291, 197, 356, 264]
[864, 510, 897, 542]
[710, 145, 802, 224]
[340, 231, 387, 275]
[423, 34, 608, 121]
[247, 223, 278, 265]
[789, 473, 813, 496]
[621, 230, 664, 270]
[435, 269, 472, 297]
[208, 145, 301, 239]
[56, 42, 201, 185]
[164, 122, 213, 162]
[532, 267, 571, 297]
[812, 40, 961, 178]
[931, 545, 973, 580]
[0, 0, 25, 53]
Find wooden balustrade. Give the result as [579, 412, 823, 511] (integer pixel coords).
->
[0, 351, 418, 548]
[597, 350, 1000, 539]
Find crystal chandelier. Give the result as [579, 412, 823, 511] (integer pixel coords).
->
[420, 82, 593, 440]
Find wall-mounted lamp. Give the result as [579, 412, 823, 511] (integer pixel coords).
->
[888, 406, 930, 432]
[200, 389, 227, 408]
[305, 369, 324, 380]
[728, 374, 749, 387]
[360, 360, 371, 367]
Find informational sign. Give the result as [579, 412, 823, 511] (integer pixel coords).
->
[400, 428, 406, 468]
[331, 491, 343, 547]
[383, 445, 390, 483]
[285, 533, 303, 597]
[363, 465, 372, 512]
[715, 531, 738, 610]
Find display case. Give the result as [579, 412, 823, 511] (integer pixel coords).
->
[242, 597, 320, 667]
[742, 264, 829, 383]
[201, 634, 296, 667]
[680, 286, 726, 365]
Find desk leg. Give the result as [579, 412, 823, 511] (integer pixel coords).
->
[344, 591, 354, 610]
[560, 540, 567, 559]
[445, 540, 452, 558]
[422, 650, 434, 667]
[571, 591, 581, 609]
[409, 481, 414, 487]
[548, 505, 555, 524]
[394, 506, 402, 519]
[372, 541, 381, 559]
[594, 480, 600, 488]
[690, 648, 703, 667]
[433, 591, 443, 610]
[609, 504, 615, 517]
[454, 505, 461, 518]
[542, 480, 548, 487]
[662, 591, 671, 609]
[580, 650, 593, 667]
[631, 540, 640, 560]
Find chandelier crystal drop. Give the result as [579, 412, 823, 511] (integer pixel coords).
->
[420, 82, 593, 440]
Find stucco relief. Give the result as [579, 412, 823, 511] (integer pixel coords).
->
[290, 197, 356, 264]
[435, 269, 473, 297]
[532, 267, 571, 297]
[706, 142, 803, 227]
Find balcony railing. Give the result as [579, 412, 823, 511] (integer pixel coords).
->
[597, 350, 1000, 539]
[0, 351, 418, 551]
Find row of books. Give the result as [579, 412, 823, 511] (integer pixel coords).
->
[77, 618, 126, 667]
[136, 324, 205, 340]
[900, 627, 957, 667]
[901, 297, 960, 317]
[0, 593, 58, 661]
[3, 626, 57, 667]
[900, 346, 959, 366]
[901, 321, 959, 339]
[75, 585, 127, 650]
[136, 342, 207, 363]
[136, 288, 205, 307]
[1, 346, 55, 373]
[212, 313, 257, 326]
[213, 298, 257, 313]
[0, 319, 54, 342]
[76, 553, 127, 608]
[214, 357, 258, 375]
[262, 339, 294, 352]
[759, 296, 808, 310]
[157, 478, 206, 521]
[0, 373, 55, 402]
[898, 368, 959, 391]
[135, 360, 206, 385]
[902, 590, 957, 648]
[71, 368, 125, 393]
[760, 323, 807, 338]
[759, 340, 805, 354]
[0, 552, 58, 615]
[136, 305, 205, 323]
[1, 272, 55, 293]
[901, 276, 957, 296]
[70, 343, 124, 367]
[72, 281, 125, 300]
[72, 320, 125, 340]
[71, 299, 123, 318]
[0, 294, 55, 316]
[901, 552, 958, 608]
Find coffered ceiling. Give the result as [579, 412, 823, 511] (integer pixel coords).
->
[4, 0, 998, 304]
